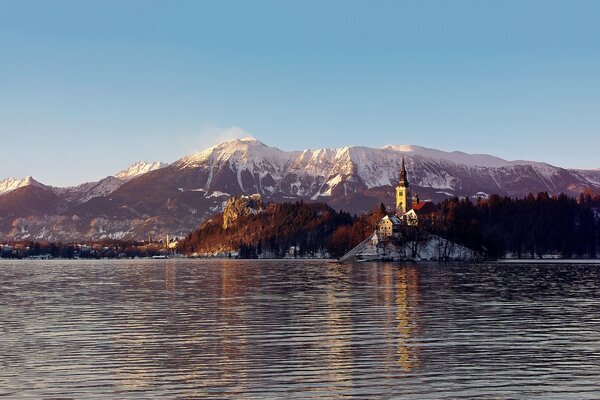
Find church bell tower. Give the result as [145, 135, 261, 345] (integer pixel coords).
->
[396, 158, 410, 215]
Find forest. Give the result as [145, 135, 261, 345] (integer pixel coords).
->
[178, 202, 354, 258]
[436, 192, 599, 259]
[179, 192, 600, 259]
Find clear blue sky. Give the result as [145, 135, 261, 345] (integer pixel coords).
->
[1, 0, 599, 186]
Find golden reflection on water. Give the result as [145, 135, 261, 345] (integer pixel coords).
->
[378, 263, 420, 372]
[323, 265, 355, 393]
[395, 266, 420, 371]
[218, 261, 249, 393]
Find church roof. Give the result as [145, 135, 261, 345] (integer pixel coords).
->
[411, 201, 437, 214]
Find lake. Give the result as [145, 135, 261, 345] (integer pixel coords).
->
[1, 259, 600, 399]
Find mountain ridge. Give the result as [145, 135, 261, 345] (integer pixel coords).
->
[1, 139, 599, 241]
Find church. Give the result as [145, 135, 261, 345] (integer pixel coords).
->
[377, 158, 437, 238]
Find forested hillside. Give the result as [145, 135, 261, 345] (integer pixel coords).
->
[437, 193, 599, 259]
[179, 193, 600, 259]
[178, 202, 356, 257]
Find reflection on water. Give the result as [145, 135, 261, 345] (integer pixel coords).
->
[1, 259, 600, 398]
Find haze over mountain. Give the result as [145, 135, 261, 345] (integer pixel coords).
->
[1, 138, 599, 241]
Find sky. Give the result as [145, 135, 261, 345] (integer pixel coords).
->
[0, 0, 599, 186]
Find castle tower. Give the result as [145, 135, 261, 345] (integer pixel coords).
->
[396, 158, 411, 215]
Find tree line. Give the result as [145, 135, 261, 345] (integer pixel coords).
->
[9, 193, 594, 260]
[179, 192, 600, 259]
[178, 202, 354, 257]
[434, 192, 599, 259]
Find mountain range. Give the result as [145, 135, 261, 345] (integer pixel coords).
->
[1, 137, 599, 241]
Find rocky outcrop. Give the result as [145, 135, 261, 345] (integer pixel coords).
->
[222, 194, 266, 229]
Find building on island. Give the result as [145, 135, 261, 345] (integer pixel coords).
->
[377, 214, 402, 238]
[377, 157, 439, 234]
[338, 159, 478, 262]
[371, 231, 380, 246]
[409, 195, 438, 223]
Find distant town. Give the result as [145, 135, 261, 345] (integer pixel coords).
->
[0, 238, 180, 260]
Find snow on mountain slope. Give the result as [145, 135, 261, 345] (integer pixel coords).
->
[55, 176, 125, 204]
[384, 144, 525, 168]
[176, 138, 301, 192]
[1, 161, 167, 203]
[115, 161, 168, 180]
[172, 139, 600, 200]
[0, 176, 45, 196]
[572, 169, 600, 187]
[51, 160, 167, 204]
[178, 138, 297, 171]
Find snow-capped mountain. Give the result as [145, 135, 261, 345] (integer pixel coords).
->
[52, 160, 167, 204]
[174, 138, 300, 193]
[1, 138, 599, 241]
[0, 176, 46, 196]
[169, 138, 600, 203]
[115, 161, 168, 180]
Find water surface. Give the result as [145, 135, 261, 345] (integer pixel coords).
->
[1, 259, 600, 399]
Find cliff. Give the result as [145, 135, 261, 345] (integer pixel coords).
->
[222, 194, 266, 229]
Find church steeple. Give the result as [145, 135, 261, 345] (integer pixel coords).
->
[398, 157, 409, 188]
[395, 157, 411, 215]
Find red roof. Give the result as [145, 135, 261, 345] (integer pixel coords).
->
[411, 201, 437, 214]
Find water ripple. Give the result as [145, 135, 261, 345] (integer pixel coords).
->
[1, 259, 600, 398]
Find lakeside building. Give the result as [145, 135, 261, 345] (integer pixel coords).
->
[377, 215, 402, 238]
[338, 162, 478, 262]
[377, 158, 439, 235]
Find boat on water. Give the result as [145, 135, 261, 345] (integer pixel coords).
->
[151, 255, 169, 259]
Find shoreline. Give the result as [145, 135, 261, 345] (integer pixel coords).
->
[494, 258, 600, 264]
[2, 257, 600, 265]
